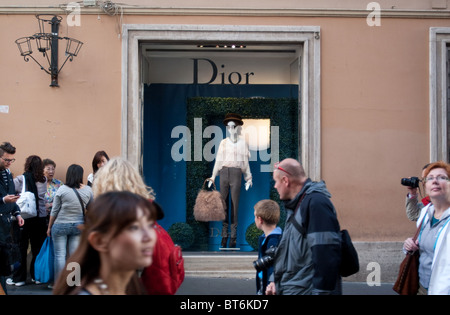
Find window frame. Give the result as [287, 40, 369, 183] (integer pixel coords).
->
[430, 27, 450, 162]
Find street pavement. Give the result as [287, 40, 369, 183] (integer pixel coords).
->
[5, 277, 396, 295]
[177, 277, 397, 295]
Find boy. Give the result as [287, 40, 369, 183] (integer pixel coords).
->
[253, 199, 282, 295]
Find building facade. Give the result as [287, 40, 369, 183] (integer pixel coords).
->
[1, 1, 450, 252]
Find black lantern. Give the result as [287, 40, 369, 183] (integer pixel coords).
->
[15, 15, 83, 87]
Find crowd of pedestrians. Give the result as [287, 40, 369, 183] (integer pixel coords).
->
[1, 139, 450, 295]
[0, 144, 174, 295]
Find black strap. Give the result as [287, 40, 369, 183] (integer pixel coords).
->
[24, 172, 39, 212]
[288, 193, 307, 235]
[72, 188, 85, 218]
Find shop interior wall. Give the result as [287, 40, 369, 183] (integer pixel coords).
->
[2, 12, 449, 241]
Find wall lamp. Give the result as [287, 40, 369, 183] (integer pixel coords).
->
[15, 15, 83, 87]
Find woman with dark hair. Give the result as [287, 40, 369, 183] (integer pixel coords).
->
[87, 150, 109, 187]
[52, 191, 157, 295]
[43, 158, 63, 216]
[47, 164, 93, 283]
[8, 155, 47, 286]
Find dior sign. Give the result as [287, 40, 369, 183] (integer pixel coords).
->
[192, 58, 255, 85]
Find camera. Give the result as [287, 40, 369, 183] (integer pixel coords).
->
[253, 246, 277, 271]
[401, 177, 421, 188]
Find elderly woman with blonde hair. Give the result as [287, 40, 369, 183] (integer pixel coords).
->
[92, 157, 155, 200]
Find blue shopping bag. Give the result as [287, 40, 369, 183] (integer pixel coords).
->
[34, 236, 54, 283]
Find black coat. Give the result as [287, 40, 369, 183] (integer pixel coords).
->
[0, 170, 20, 243]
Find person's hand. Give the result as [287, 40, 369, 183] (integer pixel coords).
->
[404, 237, 419, 253]
[207, 178, 215, 188]
[16, 215, 24, 227]
[45, 202, 52, 214]
[407, 185, 418, 198]
[265, 282, 276, 295]
[4, 194, 20, 203]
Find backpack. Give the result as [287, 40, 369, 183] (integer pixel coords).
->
[339, 229, 359, 277]
[140, 222, 185, 295]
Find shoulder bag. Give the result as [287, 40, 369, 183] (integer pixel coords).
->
[16, 175, 37, 219]
[392, 217, 425, 295]
[339, 229, 360, 277]
[288, 193, 360, 277]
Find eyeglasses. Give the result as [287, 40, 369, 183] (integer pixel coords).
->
[424, 175, 450, 182]
[274, 162, 292, 175]
[1, 157, 15, 164]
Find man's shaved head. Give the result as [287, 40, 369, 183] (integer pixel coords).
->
[273, 159, 308, 200]
[276, 158, 306, 183]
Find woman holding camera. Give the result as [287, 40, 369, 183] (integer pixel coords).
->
[403, 161, 450, 295]
[404, 164, 431, 222]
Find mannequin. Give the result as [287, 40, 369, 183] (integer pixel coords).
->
[208, 113, 252, 248]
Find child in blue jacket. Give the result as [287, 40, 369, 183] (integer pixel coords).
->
[253, 199, 282, 295]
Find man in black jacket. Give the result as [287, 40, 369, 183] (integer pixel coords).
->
[0, 143, 24, 293]
[266, 158, 342, 295]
